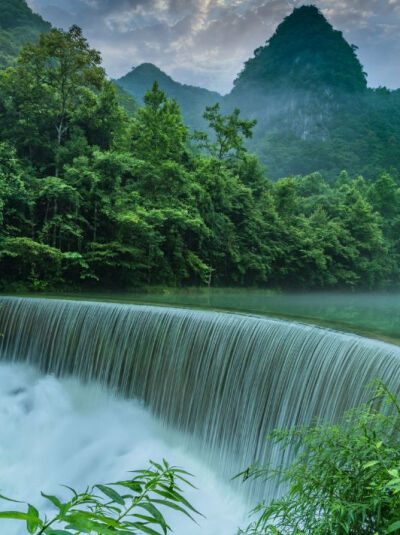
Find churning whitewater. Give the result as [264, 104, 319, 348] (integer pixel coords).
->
[1, 296, 400, 506]
[0, 362, 246, 535]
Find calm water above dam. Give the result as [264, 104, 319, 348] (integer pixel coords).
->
[28, 290, 400, 343]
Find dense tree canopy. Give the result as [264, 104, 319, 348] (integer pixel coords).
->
[0, 25, 399, 291]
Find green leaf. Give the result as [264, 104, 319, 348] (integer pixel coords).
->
[137, 502, 166, 527]
[149, 460, 163, 472]
[0, 511, 37, 521]
[65, 515, 118, 535]
[41, 492, 62, 510]
[68, 510, 121, 528]
[0, 494, 24, 504]
[131, 522, 162, 535]
[387, 521, 400, 533]
[363, 461, 379, 469]
[133, 513, 159, 523]
[157, 485, 200, 514]
[151, 499, 196, 521]
[95, 485, 125, 505]
[116, 480, 142, 494]
[27, 504, 41, 533]
[60, 485, 78, 499]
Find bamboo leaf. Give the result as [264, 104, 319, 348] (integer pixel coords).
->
[95, 485, 125, 506]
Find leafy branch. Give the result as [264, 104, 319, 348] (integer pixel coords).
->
[0, 459, 200, 534]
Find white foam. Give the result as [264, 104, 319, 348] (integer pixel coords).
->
[0, 362, 246, 534]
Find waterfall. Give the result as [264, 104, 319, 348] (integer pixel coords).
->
[1, 296, 400, 502]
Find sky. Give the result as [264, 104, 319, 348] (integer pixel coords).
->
[26, 0, 400, 94]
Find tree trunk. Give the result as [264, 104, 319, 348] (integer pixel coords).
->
[52, 198, 58, 248]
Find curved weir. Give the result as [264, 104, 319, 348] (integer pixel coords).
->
[1, 296, 400, 501]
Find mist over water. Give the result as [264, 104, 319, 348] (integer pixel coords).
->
[0, 362, 247, 535]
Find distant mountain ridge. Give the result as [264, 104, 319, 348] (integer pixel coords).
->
[115, 6, 378, 153]
[1, 1, 400, 181]
[115, 63, 222, 130]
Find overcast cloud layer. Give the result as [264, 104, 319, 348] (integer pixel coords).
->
[27, 0, 400, 94]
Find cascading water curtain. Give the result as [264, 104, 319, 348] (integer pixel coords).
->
[1, 296, 400, 502]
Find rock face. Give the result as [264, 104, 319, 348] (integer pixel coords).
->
[115, 63, 221, 130]
[225, 5, 367, 140]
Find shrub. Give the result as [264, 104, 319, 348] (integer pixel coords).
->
[238, 382, 400, 534]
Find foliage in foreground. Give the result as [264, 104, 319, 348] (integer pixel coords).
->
[0, 460, 198, 534]
[239, 382, 400, 534]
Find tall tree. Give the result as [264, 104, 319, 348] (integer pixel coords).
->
[195, 103, 256, 160]
[0, 25, 104, 174]
[131, 82, 188, 164]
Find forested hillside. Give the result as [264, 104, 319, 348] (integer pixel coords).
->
[116, 63, 221, 131]
[251, 87, 400, 180]
[1, 25, 400, 291]
[231, 6, 366, 96]
[114, 6, 400, 181]
[0, 0, 50, 68]
[1, 4, 400, 291]
[225, 5, 400, 180]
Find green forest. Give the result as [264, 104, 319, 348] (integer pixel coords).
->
[1, 4, 400, 291]
[0, 0, 50, 69]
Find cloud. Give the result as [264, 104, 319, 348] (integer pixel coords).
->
[27, 0, 400, 93]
